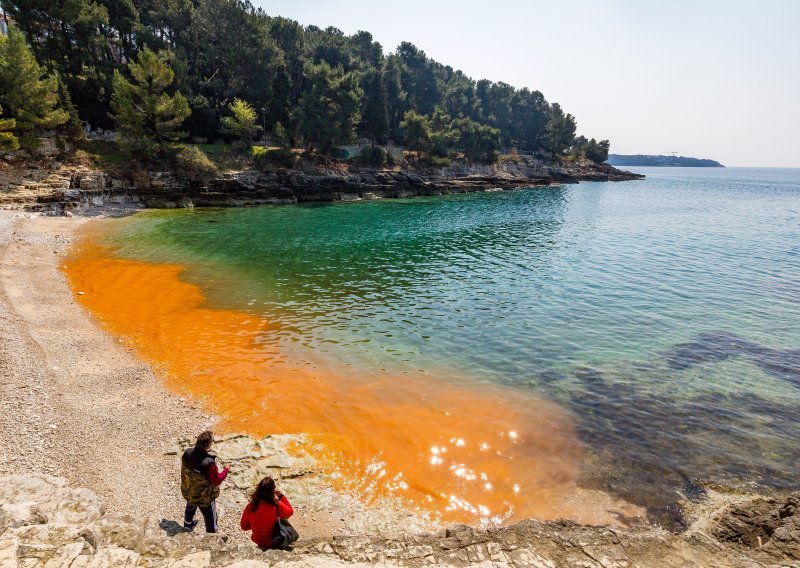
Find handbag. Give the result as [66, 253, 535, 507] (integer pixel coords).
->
[272, 500, 299, 549]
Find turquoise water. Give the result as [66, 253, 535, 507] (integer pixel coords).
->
[104, 167, 800, 527]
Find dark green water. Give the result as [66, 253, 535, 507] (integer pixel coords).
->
[103, 167, 800, 527]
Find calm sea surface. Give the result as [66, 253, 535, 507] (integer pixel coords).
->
[98, 167, 800, 525]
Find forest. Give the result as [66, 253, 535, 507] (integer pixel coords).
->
[0, 0, 610, 166]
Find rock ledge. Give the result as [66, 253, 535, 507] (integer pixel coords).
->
[2, 472, 798, 567]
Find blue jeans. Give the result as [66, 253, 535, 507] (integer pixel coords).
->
[184, 501, 218, 533]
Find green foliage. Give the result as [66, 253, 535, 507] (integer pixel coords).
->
[271, 122, 290, 149]
[360, 68, 389, 145]
[267, 61, 292, 132]
[55, 74, 86, 144]
[358, 146, 386, 166]
[545, 103, 577, 157]
[428, 106, 458, 158]
[0, 26, 69, 142]
[253, 147, 297, 170]
[3, 0, 600, 162]
[296, 61, 362, 154]
[585, 139, 610, 163]
[0, 105, 19, 151]
[220, 98, 261, 148]
[83, 140, 128, 169]
[422, 155, 451, 167]
[110, 48, 191, 155]
[2, 0, 131, 128]
[395, 42, 439, 116]
[570, 136, 611, 163]
[173, 145, 217, 180]
[453, 118, 502, 163]
[399, 110, 431, 158]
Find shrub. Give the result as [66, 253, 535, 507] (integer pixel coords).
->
[358, 146, 386, 166]
[253, 148, 297, 170]
[499, 151, 524, 165]
[271, 122, 290, 149]
[423, 155, 451, 167]
[173, 145, 217, 181]
[219, 98, 260, 149]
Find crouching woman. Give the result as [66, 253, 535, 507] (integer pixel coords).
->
[240, 477, 294, 550]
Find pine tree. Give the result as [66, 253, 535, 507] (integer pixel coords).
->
[296, 61, 362, 154]
[399, 111, 431, 159]
[429, 106, 458, 158]
[545, 103, 577, 157]
[267, 60, 293, 132]
[0, 105, 19, 152]
[110, 48, 190, 154]
[453, 118, 502, 164]
[0, 27, 68, 142]
[220, 98, 261, 148]
[360, 68, 388, 146]
[271, 122, 290, 149]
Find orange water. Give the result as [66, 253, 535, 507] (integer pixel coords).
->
[65, 229, 632, 526]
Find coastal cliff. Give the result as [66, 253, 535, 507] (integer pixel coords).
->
[0, 152, 643, 212]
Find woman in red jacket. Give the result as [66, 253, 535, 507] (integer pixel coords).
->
[240, 477, 294, 550]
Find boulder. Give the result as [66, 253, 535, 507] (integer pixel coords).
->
[711, 492, 800, 560]
[0, 474, 103, 527]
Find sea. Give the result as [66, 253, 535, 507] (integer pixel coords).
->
[65, 167, 800, 529]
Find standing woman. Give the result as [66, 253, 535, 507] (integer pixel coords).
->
[240, 477, 294, 550]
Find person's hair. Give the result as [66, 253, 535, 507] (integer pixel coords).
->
[195, 430, 214, 451]
[250, 477, 277, 513]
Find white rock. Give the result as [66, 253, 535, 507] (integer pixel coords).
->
[0, 536, 19, 568]
[169, 550, 211, 567]
[70, 546, 140, 567]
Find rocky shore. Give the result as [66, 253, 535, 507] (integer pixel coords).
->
[0, 154, 643, 213]
[2, 468, 799, 567]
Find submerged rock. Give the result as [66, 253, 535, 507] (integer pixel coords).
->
[664, 331, 800, 387]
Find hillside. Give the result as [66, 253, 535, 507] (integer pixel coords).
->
[607, 155, 724, 167]
[1, 1, 611, 166]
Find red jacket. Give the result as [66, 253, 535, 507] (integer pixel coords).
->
[240, 495, 293, 549]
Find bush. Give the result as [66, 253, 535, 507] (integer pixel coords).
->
[423, 155, 451, 167]
[173, 145, 217, 181]
[498, 151, 524, 165]
[253, 147, 297, 170]
[358, 146, 386, 166]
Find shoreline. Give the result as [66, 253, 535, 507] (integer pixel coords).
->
[0, 210, 206, 519]
[2, 210, 799, 566]
[0, 154, 643, 213]
[0, 210, 369, 545]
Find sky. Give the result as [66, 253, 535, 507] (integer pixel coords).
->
[253, 0, 800, 167]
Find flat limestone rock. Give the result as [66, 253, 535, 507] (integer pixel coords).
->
[1, 461, 798, 566]
[0, 474, 103, 527]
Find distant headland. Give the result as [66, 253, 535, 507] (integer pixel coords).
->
[607, 155, 724, 167]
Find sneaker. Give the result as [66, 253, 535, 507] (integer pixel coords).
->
[183, 520, 198, 531]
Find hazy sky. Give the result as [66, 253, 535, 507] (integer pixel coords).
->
[254, 0, 799, 167]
